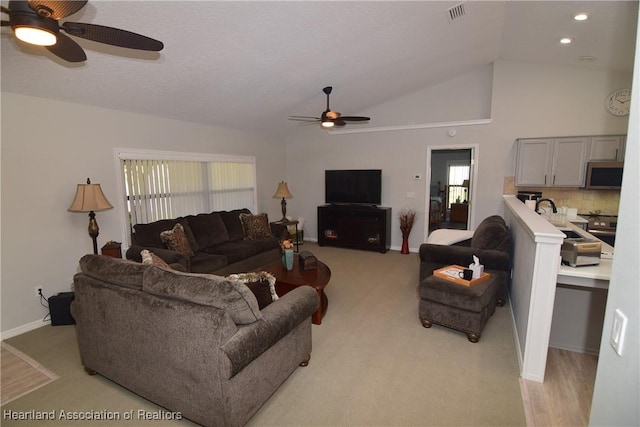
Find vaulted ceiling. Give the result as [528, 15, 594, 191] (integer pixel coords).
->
[1, 1, 637, 134]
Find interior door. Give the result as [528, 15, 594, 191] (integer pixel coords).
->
[427, 147, 474, 234]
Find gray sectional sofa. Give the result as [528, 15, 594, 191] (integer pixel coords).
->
[126, 209, 287, 276]
[71, 254, 319, 427]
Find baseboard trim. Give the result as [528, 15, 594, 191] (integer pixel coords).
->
[508, 293, 526, 380]
[307, 239, 417, 253]
[1, 319, 50, 340]
[548, 342, 600, 356]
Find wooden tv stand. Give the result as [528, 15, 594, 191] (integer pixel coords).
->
[317, 205, 391, 253]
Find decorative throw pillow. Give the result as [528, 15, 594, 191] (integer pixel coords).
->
[140, 249, 170, 269]
[227, 272, 278, 310]
[239, 213, 272, 240]
[160, 223, 194, 256]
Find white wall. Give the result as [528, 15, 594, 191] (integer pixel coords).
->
[285, 61, 631, 253]
[0, 93, 286, 336]
[589, 10, 640, 424]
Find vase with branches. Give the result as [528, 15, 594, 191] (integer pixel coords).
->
[399, 209, 417, 254]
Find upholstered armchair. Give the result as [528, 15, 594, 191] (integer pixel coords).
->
[419, 215, 512, 305]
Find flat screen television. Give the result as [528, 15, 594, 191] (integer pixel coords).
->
[325, 169, 382, 205]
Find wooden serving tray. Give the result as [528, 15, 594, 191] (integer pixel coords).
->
[433, 264, 490, 287]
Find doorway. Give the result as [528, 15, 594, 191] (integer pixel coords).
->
[425, 146, 477, 240]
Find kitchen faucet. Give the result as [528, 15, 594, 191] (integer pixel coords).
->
[535, 198, 558, 214]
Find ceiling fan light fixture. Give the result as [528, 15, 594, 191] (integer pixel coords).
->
[321, 120, 335, 128]
[11, 12, 59, 46]
[14, 26, 57, 46]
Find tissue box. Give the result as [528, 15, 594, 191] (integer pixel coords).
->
[469, 264, 484, 279]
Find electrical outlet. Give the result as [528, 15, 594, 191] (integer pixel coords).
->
[34, 286, 43, 297]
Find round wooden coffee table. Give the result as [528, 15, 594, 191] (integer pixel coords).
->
[257, 255, 331, 325]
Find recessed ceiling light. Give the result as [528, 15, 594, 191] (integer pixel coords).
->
[574, 13, 588, 21]
[559, 37, 573, 45]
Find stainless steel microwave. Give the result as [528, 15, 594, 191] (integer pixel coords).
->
[585, 161, 624, 190]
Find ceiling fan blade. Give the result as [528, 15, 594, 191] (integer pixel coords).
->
[288, 116, 320, 121]
[46, 32, 86, 62]
[1, 5, 10, 14]
[27, 0, 87, 20]
[296, 121, 321, 127]
[334, 119, 346, 127]
[1, 20, 10, 26]
[340, 116, 371, 121]
[61, 22, 164, 51]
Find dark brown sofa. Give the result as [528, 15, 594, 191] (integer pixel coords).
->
[126, 209, 287, 276]
[71, 254, 319, 427]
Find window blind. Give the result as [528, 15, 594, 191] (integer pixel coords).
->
[447, 163, 470, 207]
[119, 152, 256, 241]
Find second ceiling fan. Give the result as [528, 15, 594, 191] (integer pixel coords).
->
[289, 86, 370, 128]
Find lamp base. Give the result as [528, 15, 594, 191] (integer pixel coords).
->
[280, 198, 288, 222]
[88, 211, 99, 255]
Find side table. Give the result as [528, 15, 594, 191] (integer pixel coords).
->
[101, 241, 122, 258]
[450, 203, 468, 225]
[271, 220, 300, 252]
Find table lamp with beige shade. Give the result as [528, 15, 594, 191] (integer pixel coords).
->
[68, 178, 113, 254]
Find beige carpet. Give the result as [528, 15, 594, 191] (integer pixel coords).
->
[1, 243, 526, 426]
[1, 342, 59, 405]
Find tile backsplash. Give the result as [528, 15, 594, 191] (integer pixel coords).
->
[503, 176, 620, 216]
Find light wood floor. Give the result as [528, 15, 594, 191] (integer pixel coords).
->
[1, 342, 59, 405]
[520, 348, 598, 426]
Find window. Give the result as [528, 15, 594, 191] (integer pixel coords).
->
[447, 162, 470, 207]
[117, 149, 256, 242]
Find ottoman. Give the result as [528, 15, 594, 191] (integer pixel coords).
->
[419, 274, 499, 342]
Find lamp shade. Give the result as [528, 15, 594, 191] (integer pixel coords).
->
[273, 182, 293, 199]
[68, 179, 113, 212]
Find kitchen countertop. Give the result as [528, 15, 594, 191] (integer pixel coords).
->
[503, 196, 612, 290]
[553, 221, 613, 289]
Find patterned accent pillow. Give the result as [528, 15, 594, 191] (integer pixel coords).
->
[239, 213, 273, 240]
[140, 249, 170, 269]
[160, 223, 194, 256]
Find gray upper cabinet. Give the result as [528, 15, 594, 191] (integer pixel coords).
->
[516, 136, 590, 187]
[588, 135, 626, 161]
[515, 138, 552, 186]
[551, 137, 590, 187]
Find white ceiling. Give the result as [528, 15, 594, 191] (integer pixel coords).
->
[1, 1, 637, 134]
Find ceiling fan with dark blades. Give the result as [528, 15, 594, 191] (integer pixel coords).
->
[289, 86, 371, 129]
[1, 0, 164, 63]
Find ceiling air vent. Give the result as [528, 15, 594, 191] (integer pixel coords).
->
[447, 2, 467, 22]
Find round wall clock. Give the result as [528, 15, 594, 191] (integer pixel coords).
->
[605, 88, 631, 116]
